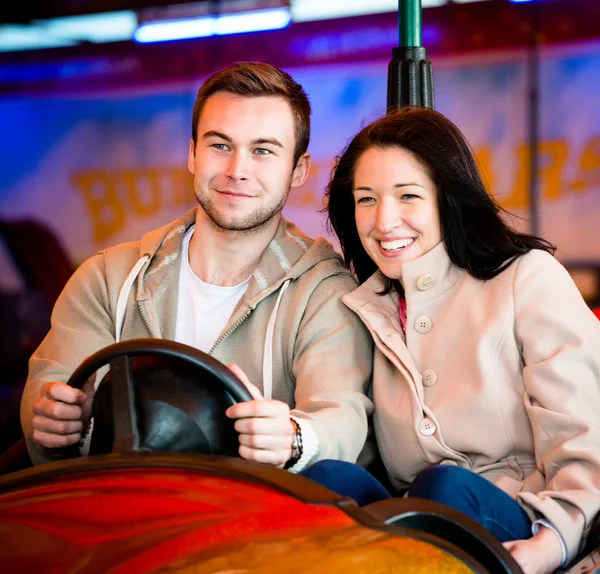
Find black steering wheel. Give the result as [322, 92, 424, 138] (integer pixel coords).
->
[66, 338, 253, 457]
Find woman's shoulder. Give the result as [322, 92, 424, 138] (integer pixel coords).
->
[517, 248, 560, 267]
[497, 249, 591, 312]
[496, 249, 564, 285]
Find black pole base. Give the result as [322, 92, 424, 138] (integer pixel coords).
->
[387, 46, 435, 111]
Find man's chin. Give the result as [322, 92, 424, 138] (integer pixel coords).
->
[206, 212, 281, 234]
[195, 192, 287, 234]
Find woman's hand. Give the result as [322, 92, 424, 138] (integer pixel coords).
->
[225, 363, 294, 468]
[503, 527, 564, 574]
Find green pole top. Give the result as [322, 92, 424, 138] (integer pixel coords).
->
[399, 0, 422, 47]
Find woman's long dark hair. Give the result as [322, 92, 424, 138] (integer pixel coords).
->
[325, 107, 555, 292]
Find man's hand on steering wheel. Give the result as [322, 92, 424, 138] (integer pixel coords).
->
[225, 364, 294, 468]
[32, 375, 96, 449]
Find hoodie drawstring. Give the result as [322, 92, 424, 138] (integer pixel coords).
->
[262, 279, 291, 399]
[115, 254, 150, 342]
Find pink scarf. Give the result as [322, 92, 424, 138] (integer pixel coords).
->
[398, 295, 407, 336]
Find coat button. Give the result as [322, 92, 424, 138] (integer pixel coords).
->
[414, 316, 433, 334]
[418, 418, 436, 436]
[416, 274, 435, 291]
[422, 369, 437, 387]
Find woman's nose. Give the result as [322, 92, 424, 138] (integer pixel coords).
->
[375, 201, 403, 233]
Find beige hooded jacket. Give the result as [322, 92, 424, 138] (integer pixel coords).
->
[22, 209, 374, 468]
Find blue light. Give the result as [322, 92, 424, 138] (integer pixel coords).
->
[0, 11, 138, 52]
[135, 18, 213, 43]
[134, 7, 291, 44]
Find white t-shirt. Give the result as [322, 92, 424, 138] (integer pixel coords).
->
[171, 226, 320, 473]
[174, 226, 250, 353]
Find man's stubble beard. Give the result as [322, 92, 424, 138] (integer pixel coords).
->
[194, 177, 292, 235]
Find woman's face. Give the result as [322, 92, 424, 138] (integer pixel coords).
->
[353, 146, 442, 280]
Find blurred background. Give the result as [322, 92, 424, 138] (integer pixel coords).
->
[1, 0, 599, 450]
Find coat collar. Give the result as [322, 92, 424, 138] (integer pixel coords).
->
[399, 241, 464, 303]
[343, 242, 466, 387]
[343, 273, 423, 396]
[345, 241, 464, 311]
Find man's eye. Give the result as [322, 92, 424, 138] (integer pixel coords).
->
[212, 143, 229, 151]
[254, 148, 272, 155]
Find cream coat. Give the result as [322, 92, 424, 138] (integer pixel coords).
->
[343, 242, 600, 563]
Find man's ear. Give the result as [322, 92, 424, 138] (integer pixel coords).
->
[187, 138, 196, 175]
[290, 152, 312, 189]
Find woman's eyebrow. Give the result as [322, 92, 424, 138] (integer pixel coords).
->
[353, 182, 424, 192]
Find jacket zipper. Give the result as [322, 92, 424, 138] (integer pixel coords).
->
[137, 301, 158, 338]
[209, 309, 251, 355]
[135, 300, 252, 349]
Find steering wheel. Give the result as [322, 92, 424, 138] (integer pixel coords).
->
[66, 338, 253, 457]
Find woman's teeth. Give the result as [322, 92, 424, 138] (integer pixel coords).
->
[380, 238, 415, 251]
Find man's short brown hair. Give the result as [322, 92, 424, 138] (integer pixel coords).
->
[191, 62, 311, 165]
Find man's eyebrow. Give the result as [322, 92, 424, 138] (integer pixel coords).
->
[251, 137, 284, 149]
[202, 130, 232, 142]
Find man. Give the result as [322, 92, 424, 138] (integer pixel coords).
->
[21, 62, 373, 472]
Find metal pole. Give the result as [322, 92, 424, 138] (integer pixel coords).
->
[387, 0, 435, 111]
[400, 0, 421, 47]
[527, 0, 541, 236]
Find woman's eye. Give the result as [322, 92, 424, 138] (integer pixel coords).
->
[401, 193, 419, 200]
[356, 197, 375, 205]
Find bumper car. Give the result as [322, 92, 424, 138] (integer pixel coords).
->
[0, 338, 526, 573]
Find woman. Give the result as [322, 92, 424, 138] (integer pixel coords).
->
[303, 107, 600, 574]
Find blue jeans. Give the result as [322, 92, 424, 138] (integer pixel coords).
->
[300, 460, 532, 542]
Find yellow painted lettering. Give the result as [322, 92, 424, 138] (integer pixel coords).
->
[475, 147, 495, 195]
[573, 136, 600, 192]
[167, 167, 195, 207]
[71, 170, 126, 244]
[500, 144, 530, 210]
[122, 168, 162, 217]
[539, 139, 568, 200]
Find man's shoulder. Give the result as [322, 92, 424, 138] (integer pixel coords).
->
[289, 240, 358, 300]
[98, 240, 144, 273]
[97, 209, 196, 275]
[63, 240, 144, 299]
[278, 218, 349, 279]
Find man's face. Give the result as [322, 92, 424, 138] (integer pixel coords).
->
[188, 92, 310, 233]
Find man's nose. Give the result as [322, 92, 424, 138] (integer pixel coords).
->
[224, 151, 250, 181]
